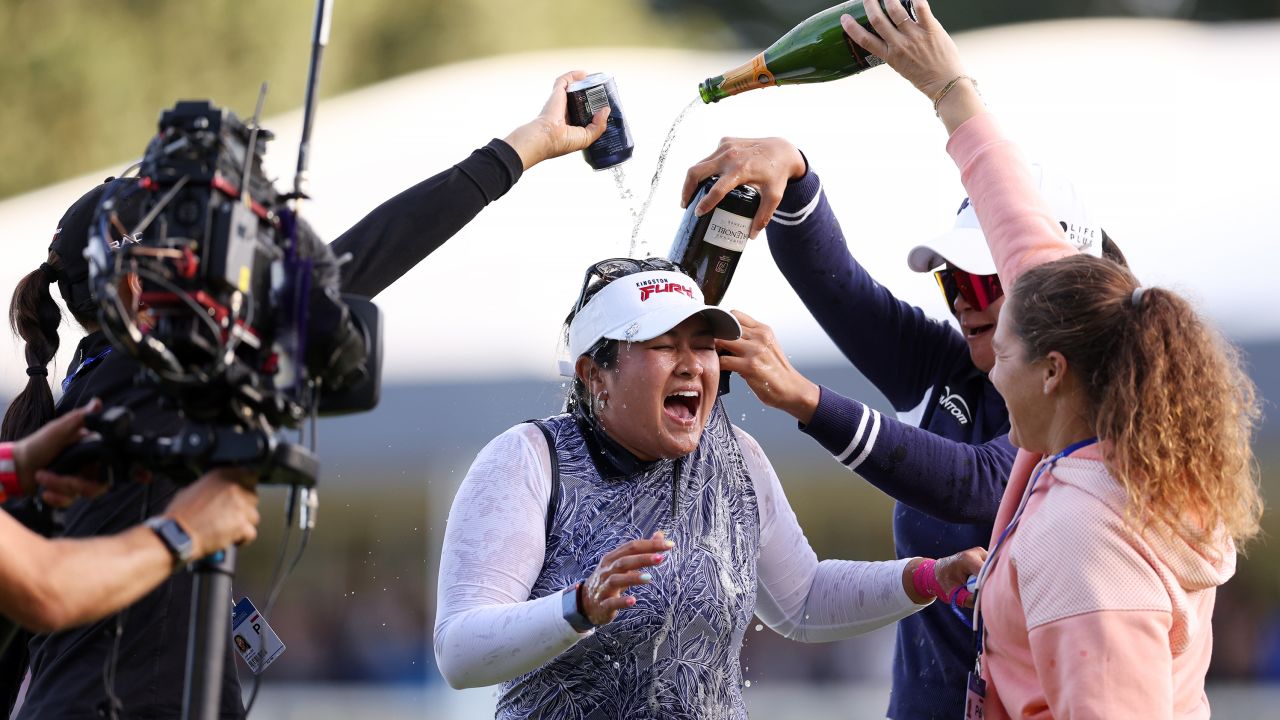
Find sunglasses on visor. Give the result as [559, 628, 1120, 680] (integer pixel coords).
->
[933, 266, 1003, 312]
[569, 257, 683, 317]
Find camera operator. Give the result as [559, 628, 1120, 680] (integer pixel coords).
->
[0, 402, 259, 633]
[1, 178, 263, 719]
[0, 70, 606, 719]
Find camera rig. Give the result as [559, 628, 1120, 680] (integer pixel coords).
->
[67, 4, 373, 718]
[83, 97, 375, 487]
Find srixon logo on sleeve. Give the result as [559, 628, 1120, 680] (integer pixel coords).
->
[636, 277, 694, 302]
[938, 385, 972, 426]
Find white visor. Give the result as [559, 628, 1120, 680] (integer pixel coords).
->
[558, 270, 741, 377]
[906, 164, 1104, 276]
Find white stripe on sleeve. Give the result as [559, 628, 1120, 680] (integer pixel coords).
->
[847, 409, 882, 471]
[769, 184, 823, 226]
[835, 402, 871, 464]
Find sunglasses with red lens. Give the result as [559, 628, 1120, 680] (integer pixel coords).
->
[933, 266, 1003, 312]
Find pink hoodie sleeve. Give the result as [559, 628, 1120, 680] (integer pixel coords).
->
[1028, 610, 1175, 719]
[945, 113, 1076, 287]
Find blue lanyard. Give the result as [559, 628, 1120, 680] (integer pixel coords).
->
[62, 347, 113, 394]
[971, 436, 1099, 657]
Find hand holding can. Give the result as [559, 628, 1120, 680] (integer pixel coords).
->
[503, 71, 611, 171]
[565, 73, 635, 171]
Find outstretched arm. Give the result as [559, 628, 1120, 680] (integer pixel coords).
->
[841, 0, 1074, 285]
[743, 427, 984, 639]
[800, 386, 1015, 524]
[333, 71, 608, 298]
[0, 468, 258, 633]
[721, 314, 1014, 524]
[741, 426, 924, 640]
[685, 139, 969, 410]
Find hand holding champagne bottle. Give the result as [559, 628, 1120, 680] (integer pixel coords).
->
[681, 137, 807, 238]
[840, 0, 985, 134]
[699, 0, 919, 103]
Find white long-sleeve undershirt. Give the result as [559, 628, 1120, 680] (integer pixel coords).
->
[433, 422, 925, 689]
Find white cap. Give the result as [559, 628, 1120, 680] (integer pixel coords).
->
[558, 270, 741, 377]
[906, 164, 1103, 276]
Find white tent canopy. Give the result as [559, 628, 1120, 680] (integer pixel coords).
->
[1, 18, 1277, 395]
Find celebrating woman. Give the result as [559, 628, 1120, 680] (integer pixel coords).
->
[434, 258, 985, 718]
[844, 1, 1264, 716]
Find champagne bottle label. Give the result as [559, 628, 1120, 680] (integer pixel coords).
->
[718, 52, 776, 98]
[704, 208, 752, 252]
[843, 33, 885, 70]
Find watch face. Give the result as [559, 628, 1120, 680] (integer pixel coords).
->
[151, 518, 195, 563]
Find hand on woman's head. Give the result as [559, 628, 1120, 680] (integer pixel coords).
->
[716, 311, 820, 424]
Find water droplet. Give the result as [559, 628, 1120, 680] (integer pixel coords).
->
[744, 680, 752, 688]
[754, 624, 763, 632]
[612, 661, 620, 669]
[629, 99, 701, 255]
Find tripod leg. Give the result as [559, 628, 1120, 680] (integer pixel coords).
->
[182, 546, 236, 720]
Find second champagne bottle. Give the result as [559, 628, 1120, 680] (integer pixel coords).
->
[699, 0, 917, 103]
[667, 177, 761, 306]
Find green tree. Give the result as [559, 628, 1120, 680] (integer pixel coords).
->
[0, 0, 713, 198]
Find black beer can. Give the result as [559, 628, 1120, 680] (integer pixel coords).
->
[565, 73, 634, 170]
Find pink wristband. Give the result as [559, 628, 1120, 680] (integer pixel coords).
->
[912, 558, 947, 602]
[0, 443, 20, 503]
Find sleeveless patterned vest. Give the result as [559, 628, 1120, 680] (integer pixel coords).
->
[496, 402, 761, 719]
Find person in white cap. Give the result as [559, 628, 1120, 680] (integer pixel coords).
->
[433, 257, 987, 719]
[677, 133, 1125, 717]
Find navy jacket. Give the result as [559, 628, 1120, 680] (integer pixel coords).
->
[768, 168, 1015, 719]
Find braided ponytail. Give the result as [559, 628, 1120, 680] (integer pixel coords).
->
[2, 254, 65, 441]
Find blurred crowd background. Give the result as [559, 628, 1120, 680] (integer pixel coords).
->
[2, 0, 1278, 716]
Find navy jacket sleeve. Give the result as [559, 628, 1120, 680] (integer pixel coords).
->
[800, 387, 1015, 524]
[330, 139, 524, 298]
[767, 169, 968, 412]
[766, 167, 1013, 524]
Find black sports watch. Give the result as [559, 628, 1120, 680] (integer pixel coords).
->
[561, 583, 595, 633]
[145, 516, 196, 570]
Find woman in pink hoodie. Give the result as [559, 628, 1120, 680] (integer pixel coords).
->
[843, 2, 1264, 717]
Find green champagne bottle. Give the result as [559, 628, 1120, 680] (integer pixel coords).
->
[699, 0, 916, 103]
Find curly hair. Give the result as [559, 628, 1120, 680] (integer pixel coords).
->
[1009, 254, 1263, 551]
